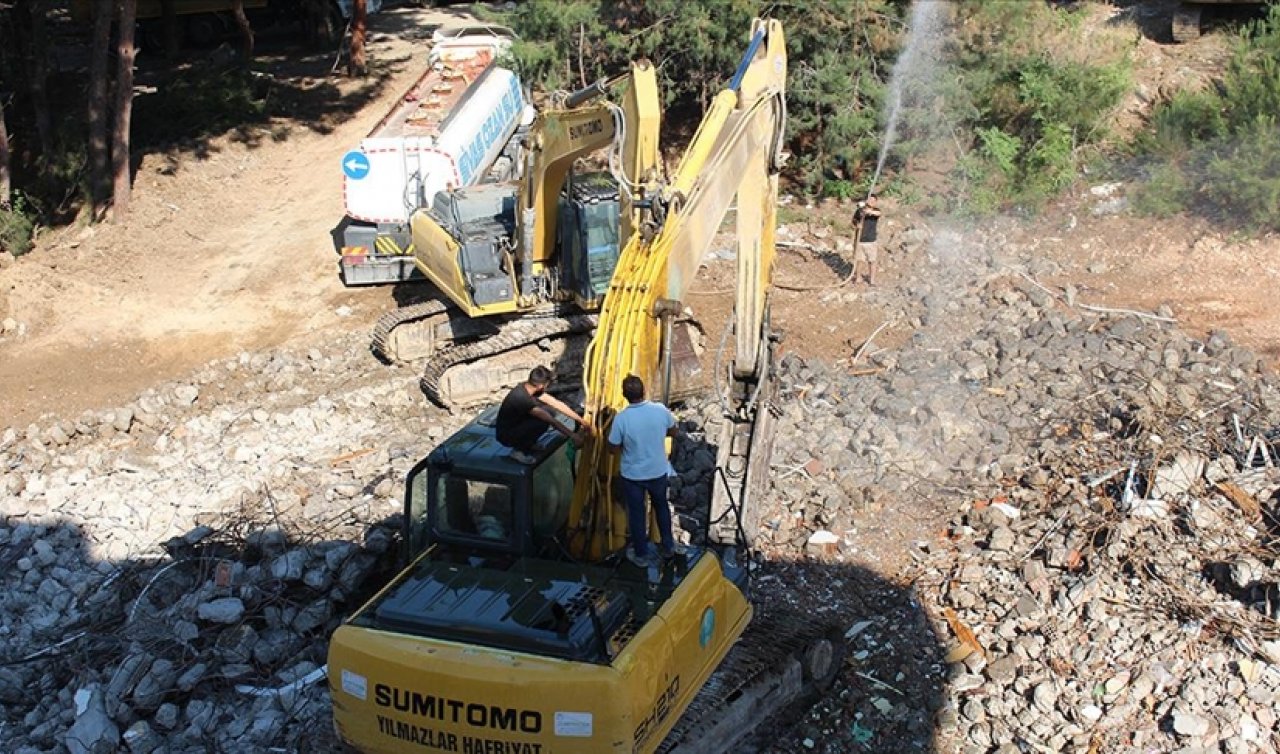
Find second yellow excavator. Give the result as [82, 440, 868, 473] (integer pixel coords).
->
[328, 19, 840, 754]
[370, 61, 667, 408]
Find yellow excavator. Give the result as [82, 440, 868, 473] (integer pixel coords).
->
[328, 19, 839, 753]
[371, 61, 667, 408]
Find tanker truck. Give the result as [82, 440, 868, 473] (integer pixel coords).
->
[337, 25, 533, 285]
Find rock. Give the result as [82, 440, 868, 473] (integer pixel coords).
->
[122, 720, 162, 754]
[1032, 682, 1057, 714]
[1173, 712, 1212, 737]
[111, 408, 135, 433]
[175, 662, 208, 692]
[153, 703, 180, 730]
[1150, 453, 1205, 498]
[988, 527, 1015, 552]
[806, 529, 839, 556]
[131, 658, 177, 709]
[1, 317, 18, 335]
[174, 385, 200, 406]
[66, 686, 119, 754]
[270, 549, 307, 582]
[197, 597, 245, 624]
[292, 598, 332, 634]
[985, 656, 1019, 686]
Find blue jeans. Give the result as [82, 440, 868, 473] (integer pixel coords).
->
[620, 476, 674, 557]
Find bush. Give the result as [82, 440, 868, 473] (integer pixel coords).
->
[943, 1, 1132, 213]
[1133, 4, 1280, 230]
[1131, 162, 1192, 218]
[0, 202, 36, 256]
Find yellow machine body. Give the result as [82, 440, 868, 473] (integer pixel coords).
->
[329, 549, 751, 754]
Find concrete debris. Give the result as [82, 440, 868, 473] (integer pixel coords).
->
[0, 333, 426, 752]
[3, 225, 1280, 754]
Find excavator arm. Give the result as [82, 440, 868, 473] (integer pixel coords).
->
[519, 61, 661, 288]
[568, 19, 788, 559]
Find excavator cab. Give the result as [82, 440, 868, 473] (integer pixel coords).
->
[402, 405, 576, 561]
[558, 173, 623, 306]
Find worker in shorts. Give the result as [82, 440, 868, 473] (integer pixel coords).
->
[853, 193, 882, 286]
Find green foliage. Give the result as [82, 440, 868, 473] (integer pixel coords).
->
[492, 0, 902, 196]
[0, 194, 37, 256]
[1132, 163, 1192, 218]
[1140, 89, 1226, 157]
[1134, 4, 1280, 231]
[944, 0, 1131, 213]
[822, 180, 857, 201]
[1202, 118, 1280, 231]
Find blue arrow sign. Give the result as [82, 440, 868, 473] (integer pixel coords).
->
[342, 151, 370, 180]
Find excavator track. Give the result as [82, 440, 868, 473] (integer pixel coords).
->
[370, 299, 454, 364]
[419, 313, 599, 408]
[658, 607, 845, 753]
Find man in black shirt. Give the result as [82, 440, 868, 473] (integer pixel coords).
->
[853, 193, 882, 286]
[494, 366, 589, 463]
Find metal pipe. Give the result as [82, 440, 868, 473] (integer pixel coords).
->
[563, 70, 630, 109]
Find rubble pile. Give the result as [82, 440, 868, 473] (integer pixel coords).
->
[0, 333, 460, 753]
[678, 261, 1280, 752]
[2, 226, 1280, 752]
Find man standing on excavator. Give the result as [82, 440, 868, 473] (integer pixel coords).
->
[495, 366, 589, 464]
[608, 375, 684, 567]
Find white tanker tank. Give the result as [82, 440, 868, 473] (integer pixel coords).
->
[338, 25, 533, 285]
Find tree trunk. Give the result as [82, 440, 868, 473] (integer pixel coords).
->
[161, 0, 180, 58]
[111, 0, 137, 220]
[88, 0, 113, 215]
[0, 97, 11, 211]
[349, 0, 367, 75]
[231, 0, 254, 62]
[26, 0, 53, 159]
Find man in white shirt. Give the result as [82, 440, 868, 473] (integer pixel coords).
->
[607, 375, 684, 567]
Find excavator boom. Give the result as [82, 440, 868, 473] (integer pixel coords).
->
[568, 19, 788, 559]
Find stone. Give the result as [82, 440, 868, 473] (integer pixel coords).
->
[66, 686, 119, 754]
[270, 549, 307, 582]
[292, 598, 332, 634]
[197, 597, 245, 624]
[111, 408, 135, 433]
[122, 720, 162, 754]
[806, 529, 839, 556]
[132, 658, 177, 709]
[988, 527, 1015, 552]
[1174, 712, 1212, 737]
[985, 656, 1019, 686]
[1032, 682, 1057, 714]
[175, 663, 208, 692]
[153, 703, 180, 730]
[1150, 453, 1205, 498]
[174, 385, 200, 406]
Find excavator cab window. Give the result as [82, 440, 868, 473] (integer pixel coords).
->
[530, 442, 574, 546]
[434, 474, 515, 546]
[405, 463, 432, 560]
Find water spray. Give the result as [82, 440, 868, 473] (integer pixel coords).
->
[868, 0, 948, 201]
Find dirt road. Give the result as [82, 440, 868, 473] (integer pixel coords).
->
[2, 2, 1276, 431]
